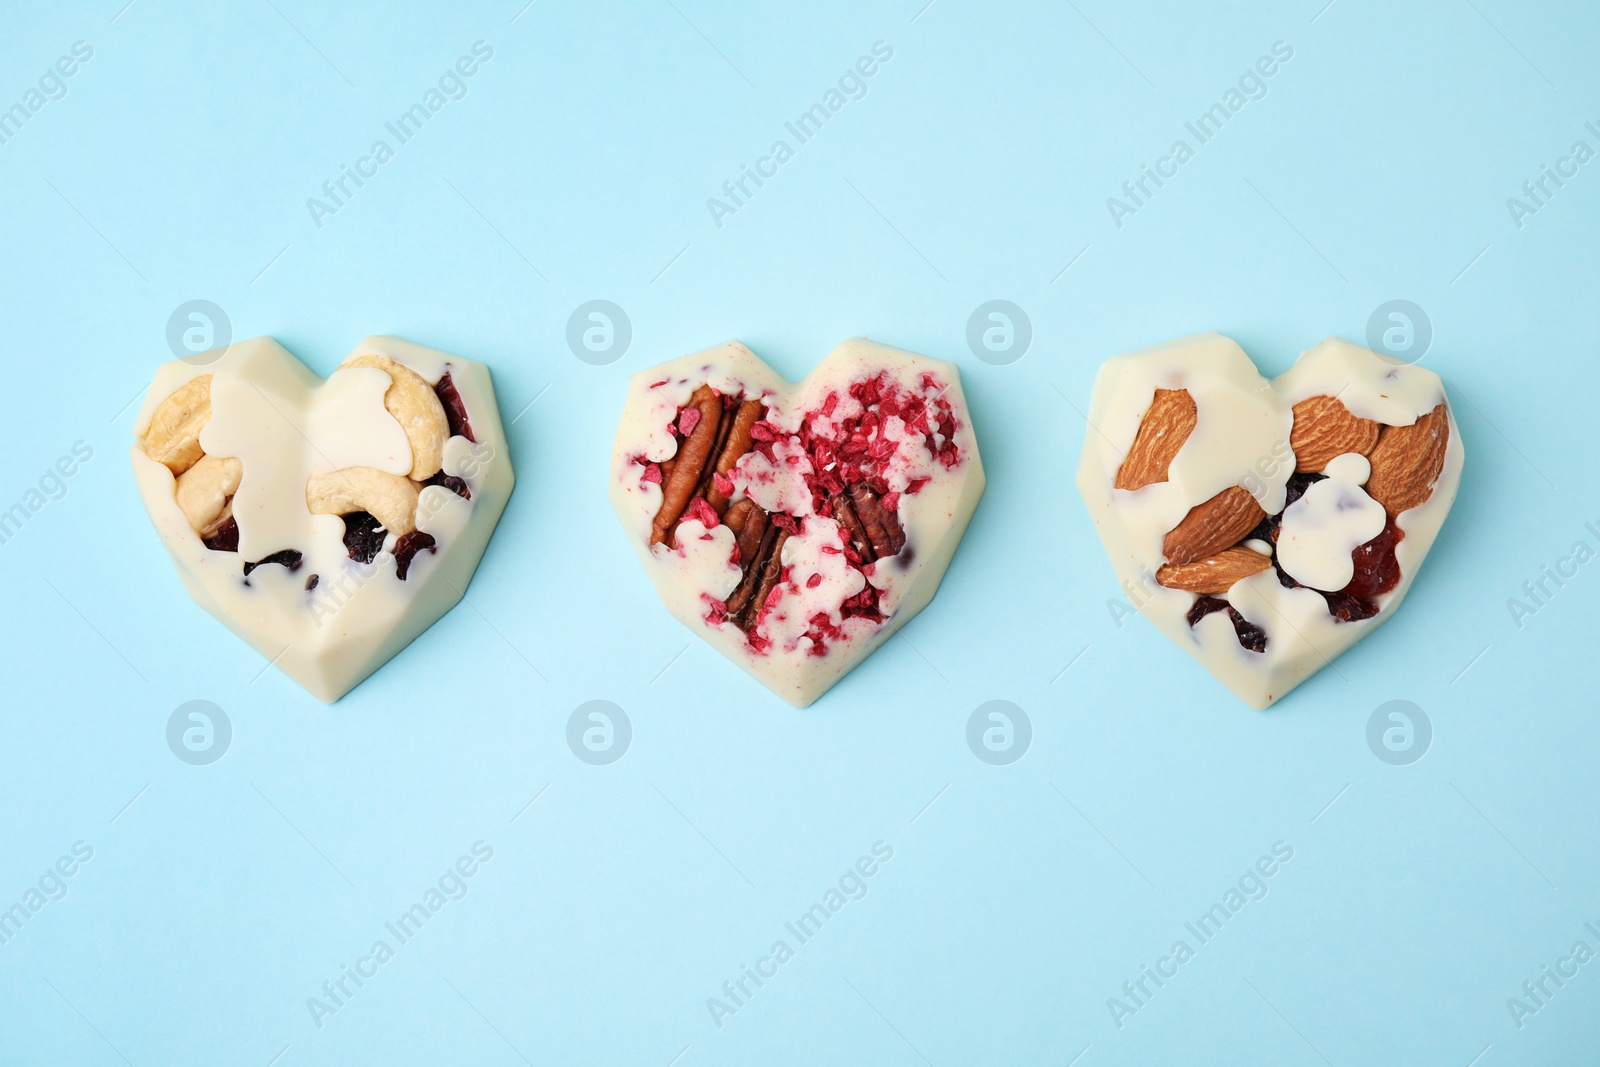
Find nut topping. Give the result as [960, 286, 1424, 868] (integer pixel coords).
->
[1115, 388, 1195, 490]
[141, 375, 212, 474]
[651, 384, 723, 545]
[1289, 395, 1380, 473]
[174, 454, 243, 535]
[306, 467, 419, 535]
[1365, 403, 1450, 515]
[342, 354, 449, 480]
[1162, 486, 1265, 566]
[1157, 546, 1272, 594]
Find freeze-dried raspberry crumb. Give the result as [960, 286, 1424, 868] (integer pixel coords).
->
[703, 594, 728, 625]
[749, 422, 782, 442]
[770, 512, 799, 534]
[649, 379, 669, 389]
[806, 572, 823, 588]
[905, 477, 929, 496]
[678, 407, 701, 436]
[712, 472, 734, 497]
[641, 463, 663, 484]
[684, 496, 720, 531]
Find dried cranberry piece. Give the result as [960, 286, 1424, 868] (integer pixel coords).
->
[1186, 595, 1231, 626]
[1284, 471, 1325, 508]
[393, 531, 436, 580]
[1185, 595, 1267, 653]
[422, 471, 471, 500]
[341, 512, 386, 563]
[243, 549, 302, 577]
[435, 371, 475, 442]
[1229, 608, 1267, 653]
[1343, 517, 1404, 599]
[1321, 590, 1381, 622]
[202, 516, 239, 553]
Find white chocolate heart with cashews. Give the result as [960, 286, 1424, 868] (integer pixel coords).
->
[131, 336, 514, 702]
[1077, 334, 1464, 709]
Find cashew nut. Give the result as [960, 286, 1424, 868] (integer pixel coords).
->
[341, 354, 447, 480]
[305, 466, 418, 535]
[174, 454, 243, 534]
[141, 375, 212, 474]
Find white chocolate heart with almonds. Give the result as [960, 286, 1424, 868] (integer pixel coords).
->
[1078, 334, 1463, 708]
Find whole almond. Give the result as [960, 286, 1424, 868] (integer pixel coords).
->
[1365, 403, 1450, 515]
[1162, 486, 1265, 565]
[1157, 547, 1273, 594]
[1115, 388, 1196, 490]
[1290, 395, 1380, 473]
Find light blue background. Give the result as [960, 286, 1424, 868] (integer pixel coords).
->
[2, 0, 1597, 1063]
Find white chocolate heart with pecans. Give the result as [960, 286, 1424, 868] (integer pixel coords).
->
[131, 336, 514, 701]
[1078, 334, 1463, 708]
[611, 339, 986, 707]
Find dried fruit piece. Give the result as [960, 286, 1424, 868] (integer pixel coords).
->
[1157, 546, 1273, 593]
[434, 371, 475, 442]
[341, 512, 386, 562]
[1183, 595, 1267, 652]
[421, 471, 471, 500]
[141, 375, 212, 474]
[392, 531, 436, 580]
[342, 354, 449, 480]
[306, 467, 419, 535]
[1115, 388, 1196, 490]
[174, 454, 242, 535]
[1289, 395, 1379, 473]
[1162, 486, 1265, 565]
[201, 516, 239, 553]
[244, 549, 303, 577]
[1365, 403, 1450, 515]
